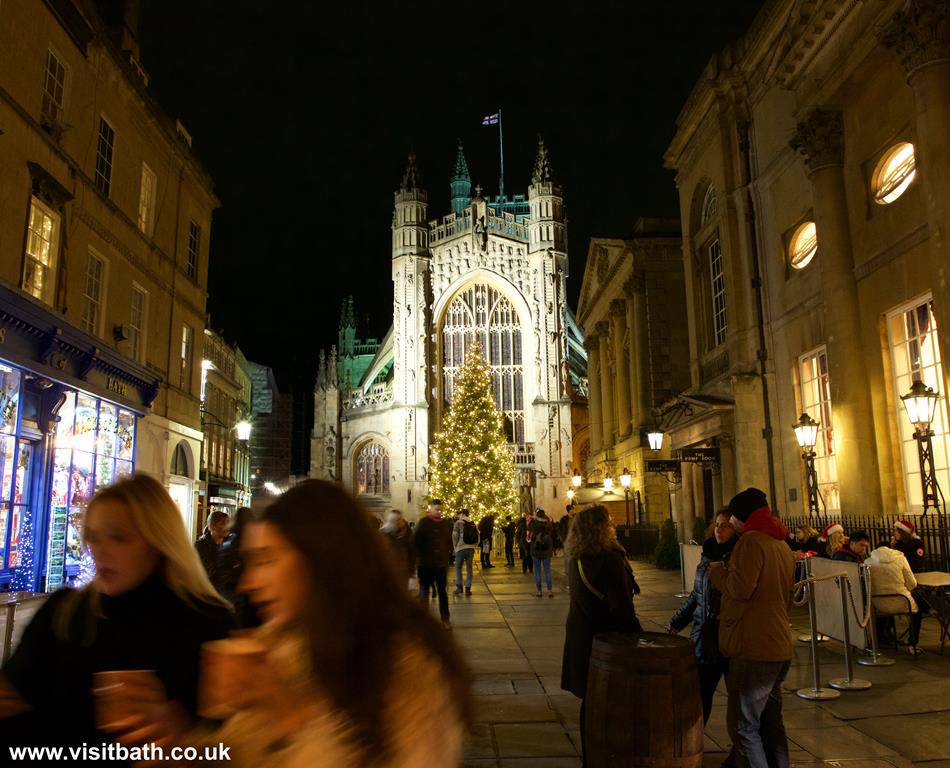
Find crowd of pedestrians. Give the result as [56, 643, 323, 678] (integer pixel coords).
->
[1, 471, 940, 768]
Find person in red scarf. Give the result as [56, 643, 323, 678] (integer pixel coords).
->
[709, 488, 795, 768]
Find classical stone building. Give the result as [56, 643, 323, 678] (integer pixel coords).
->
[575, 221, 689, 526]
[199, 329, 252, 524]
[0, 1, 217, 588]
[312, 140, 587, 519]
[663, 0, 949, 524]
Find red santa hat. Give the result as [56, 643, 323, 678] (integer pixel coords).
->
[822, 523, 843, 538]
[894, 519, 916, 536]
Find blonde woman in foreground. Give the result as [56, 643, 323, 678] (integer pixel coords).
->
[0, 474, 232, 752]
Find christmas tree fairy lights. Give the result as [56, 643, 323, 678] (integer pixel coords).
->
[428, 338, 518, 522]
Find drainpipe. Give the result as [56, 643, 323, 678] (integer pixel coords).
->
[738, 121, 778, 510]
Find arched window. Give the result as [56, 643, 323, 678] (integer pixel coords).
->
[356, 442, 390, 496]
[701, 185, 718, 227]
[170, 441, 190, 477]
[442, 284, 525, 446]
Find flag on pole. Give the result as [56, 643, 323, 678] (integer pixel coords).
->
[481, 112, 499, 125]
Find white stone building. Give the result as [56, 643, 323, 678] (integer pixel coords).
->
[311, 140, 587, 519]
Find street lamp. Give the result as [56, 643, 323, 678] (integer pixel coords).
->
[900, 380, 947, 568]
[235, 419, 252, 441]
[619, 467, 632, 527]
[648, 429, 664, 451]
[571, 469, 583, 489]
[566, 488, 575, 509]
[793, 413, 821, 518]
[603, 474, 614, 493]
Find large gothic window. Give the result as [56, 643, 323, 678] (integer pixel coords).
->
[356, 442, 389, 496]
[442, 284, 525, 446]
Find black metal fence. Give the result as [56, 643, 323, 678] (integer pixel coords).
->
[783, 512, 950, 573]
[616, 524, 660, 557]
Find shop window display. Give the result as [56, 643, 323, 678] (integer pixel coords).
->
[46, 391, 135, 590]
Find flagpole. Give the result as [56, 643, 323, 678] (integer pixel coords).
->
[498, 108, 505, 199]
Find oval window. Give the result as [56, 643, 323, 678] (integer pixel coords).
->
[873, 142, 916, 205]
[789, 221, 818, 270]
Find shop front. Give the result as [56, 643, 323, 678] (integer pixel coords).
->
[0, 286, 159, 592]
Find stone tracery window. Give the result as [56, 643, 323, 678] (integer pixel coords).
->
[442, 284, 525, 446]
[356, 442, 390, 496]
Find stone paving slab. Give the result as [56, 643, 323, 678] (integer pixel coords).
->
[787, 725, 906, 763]
[474, 693, 559, 723]
[851, 712, 950, 762]
[493, 723, 577, 758]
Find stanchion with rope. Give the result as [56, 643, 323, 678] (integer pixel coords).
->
[856, 563, 896, 667]
[794, 573, 840, 701]
[828, 573, 872, 690]
[796, 557, 828, 643]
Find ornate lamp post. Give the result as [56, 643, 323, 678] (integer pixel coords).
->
[900, 381, 947, 568]
[603, 474, 614, 493]
[619, 467, 632, 527]
[793, 413, 821, 518]
[571, 469, 583, 490]
[647, 428, 664, 451]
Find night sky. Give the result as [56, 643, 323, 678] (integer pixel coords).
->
[138, 0, 764, 393]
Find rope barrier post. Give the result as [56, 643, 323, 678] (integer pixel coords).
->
[829, 575, 872, 690]
[797, 582, 840, 701]
[796, 558, 828, 643]
[856, 564, 895, 668]
[674, 542, 690, 598]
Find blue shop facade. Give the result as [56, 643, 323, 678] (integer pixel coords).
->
[0, 284, 159, 593]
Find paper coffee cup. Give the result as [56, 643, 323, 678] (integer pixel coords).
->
[199, 637, 268, 719]
[92, 669, 159, 730]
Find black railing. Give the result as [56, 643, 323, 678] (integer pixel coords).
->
[616, 524, 660, 558]
[783, 512, 950, 573]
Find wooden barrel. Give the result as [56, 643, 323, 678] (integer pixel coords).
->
[585, 631, 704, 767]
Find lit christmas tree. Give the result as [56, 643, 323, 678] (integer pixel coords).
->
[428, 340, 518, 523]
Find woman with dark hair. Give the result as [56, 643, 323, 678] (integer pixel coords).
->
[668, 509, 738, 725]
[561, 504, 642, 768]
[202, 480, 470, 766]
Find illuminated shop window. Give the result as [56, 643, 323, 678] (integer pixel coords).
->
[873, 143, 916, 205]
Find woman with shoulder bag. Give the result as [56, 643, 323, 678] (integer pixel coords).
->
[667, 509, 737, 726]
[560, 505, 642, 768]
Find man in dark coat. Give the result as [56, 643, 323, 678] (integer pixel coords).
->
[195, 509, 230, 583]
[414, 499, 454, 629]
[478, 514, 495, 568]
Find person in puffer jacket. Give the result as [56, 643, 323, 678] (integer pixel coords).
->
[668, 509, 738, 725]
[868, 544, 919, 651]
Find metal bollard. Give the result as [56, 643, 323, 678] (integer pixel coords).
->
[829, 575, 872, 690]
[797, 582, 840, 700]
[796, 558, 827, 643]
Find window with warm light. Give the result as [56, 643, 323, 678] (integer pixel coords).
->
[873, 142, 916, 205]
[788, 221, 817, 270]
[442, 284, 524, 446]
[887, 297, 949, 509]
[798, 347, 839, 511]
[356, 442, 390, 496]
[22, 198, 60, 305]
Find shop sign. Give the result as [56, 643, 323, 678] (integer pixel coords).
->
[680, 447, 720, 464]
[647, 460, 681, 473]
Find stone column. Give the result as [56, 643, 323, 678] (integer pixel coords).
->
[584, 334, 603, 455]
[791, 109, 883, 517]
[596, 320, 615, 449]
[626, 275, 652, 428]
[882, 0, 950, 392]
[678, 463, 694, 542]
[609, 299, 633, 438]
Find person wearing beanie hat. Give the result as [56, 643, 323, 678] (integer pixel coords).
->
[890, 518, 926, 573]
[709, 488, 794, 768]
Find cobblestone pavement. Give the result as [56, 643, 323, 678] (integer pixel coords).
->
[427, 553, 950, 768]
